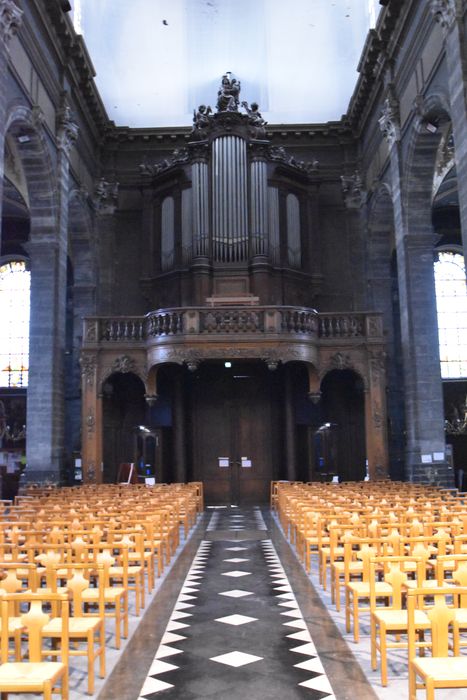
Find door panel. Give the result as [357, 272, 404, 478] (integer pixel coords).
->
[191, 363, 278, 505]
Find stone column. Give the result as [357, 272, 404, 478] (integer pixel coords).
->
[0, 0, 23, 248]
[431, 0, 467, 271]
[284, 364, 297, 481]
[25, 99, 78, 483]
[379, 90, 453, 485]
[173, 369, 187, 483]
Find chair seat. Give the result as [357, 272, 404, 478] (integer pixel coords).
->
[44, 616, 101, 635]
[413, 656, 467, 682]
[0, 661, 65, 686]
[82, 586, 125, 601]
[375, 609, 429, 628]
[348, 581, 392, 595]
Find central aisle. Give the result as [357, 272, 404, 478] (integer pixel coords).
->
[137, 507, 334, 700]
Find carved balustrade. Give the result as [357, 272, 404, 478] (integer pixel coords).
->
[83, 307, 383, 346]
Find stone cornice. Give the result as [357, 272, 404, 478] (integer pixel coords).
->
[35, 0, 109, 135]
[0, 0, 23, 47]
[346, 0, 405, 131]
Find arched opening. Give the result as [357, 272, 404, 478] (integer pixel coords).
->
[320, 369, 366, 482]
[102, 372, 146, 483]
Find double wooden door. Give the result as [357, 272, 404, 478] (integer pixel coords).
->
[191, 363, 279, 505]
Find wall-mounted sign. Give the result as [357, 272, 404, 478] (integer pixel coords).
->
[241, 457, 252, 468]
[218, 458, 230, 468]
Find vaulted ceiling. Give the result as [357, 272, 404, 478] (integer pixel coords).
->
[71, 0, 381, 128]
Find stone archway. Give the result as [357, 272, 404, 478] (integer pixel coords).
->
[398, 93, 453, 483]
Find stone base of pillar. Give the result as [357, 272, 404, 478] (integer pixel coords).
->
[24, 468, 61, 485]
[405, 460, 455, 488]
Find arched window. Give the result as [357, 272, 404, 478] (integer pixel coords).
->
[434, 250, 467, 379]
[0, 260, 30, 387]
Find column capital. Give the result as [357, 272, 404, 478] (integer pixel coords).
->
[94, 177, 119, 215]
[56, 102, 79, 156]
[430, 0, 459, 31]
[341, 170, 365, 209]
[378, 87, 401, 146]
[0, 0, 23, 47]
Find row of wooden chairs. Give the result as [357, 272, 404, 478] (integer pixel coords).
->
[276, 480, 467, 699]
[0, 481, 203, 699]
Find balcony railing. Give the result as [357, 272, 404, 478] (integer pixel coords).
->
[83, 307, 382, 346]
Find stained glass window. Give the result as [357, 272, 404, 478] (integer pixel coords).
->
[0, 260, 30, 387]
[434, 251, 467, 379]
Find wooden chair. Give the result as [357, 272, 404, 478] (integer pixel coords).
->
[0, 591, 69, 700]
[81, 549, 128, 649]
[370, 556, 430, 686]
[42, 563, 106, 695]
[408, 586, 467, 700]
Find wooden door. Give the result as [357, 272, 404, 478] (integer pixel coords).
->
[191, 363, 278, 505]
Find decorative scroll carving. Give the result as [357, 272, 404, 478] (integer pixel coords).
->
[86, 462, 96, 483]
[80, 354, 97, 387]
[269, 145, 319, 174]
[112, 355, 137, 374]
[86, 409, 95, 436]
[430, 0, 457, 29]
[139, 148, 190, 177]
[0, 0, 23, 46]
[341, 171, 365, 209]
[56, 98, 79, 155]
[378, 87, 400, 146]
[94, 178, 119, 215]
[328, 352, 353, 371]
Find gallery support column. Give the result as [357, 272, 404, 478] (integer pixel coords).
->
[0, 0, 23, 248]
[26, 101, 78, 482]
[379, 89, 453, 486]
[173, 369, 187, 483]
[284, 364, 297, 481]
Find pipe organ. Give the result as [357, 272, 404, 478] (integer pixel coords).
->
[143, 75, 319, 307]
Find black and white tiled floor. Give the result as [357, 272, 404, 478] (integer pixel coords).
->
[137, 508, 334, 700]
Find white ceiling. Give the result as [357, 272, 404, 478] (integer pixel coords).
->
[71, 0, 381, 128]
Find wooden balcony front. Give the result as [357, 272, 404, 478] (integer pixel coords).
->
[82, 306, 384, 371]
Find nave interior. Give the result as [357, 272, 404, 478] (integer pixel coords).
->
[1, 480, 467, 699]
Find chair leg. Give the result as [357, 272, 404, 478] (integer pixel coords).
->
[99, 620, 106, 679]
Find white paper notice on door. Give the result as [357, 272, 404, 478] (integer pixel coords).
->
[218, 458, 230, 468]
[241, 458, 252, 468]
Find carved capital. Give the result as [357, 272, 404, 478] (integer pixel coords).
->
[341, 171, 365, 209]
[379, 88, 401, 146]
[430, 0, 457, 30]
[0, 0, 23, 47]
[80, 354, 97, 388]
[94, 177, 119, 214]
[56, 100, 79, 155]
